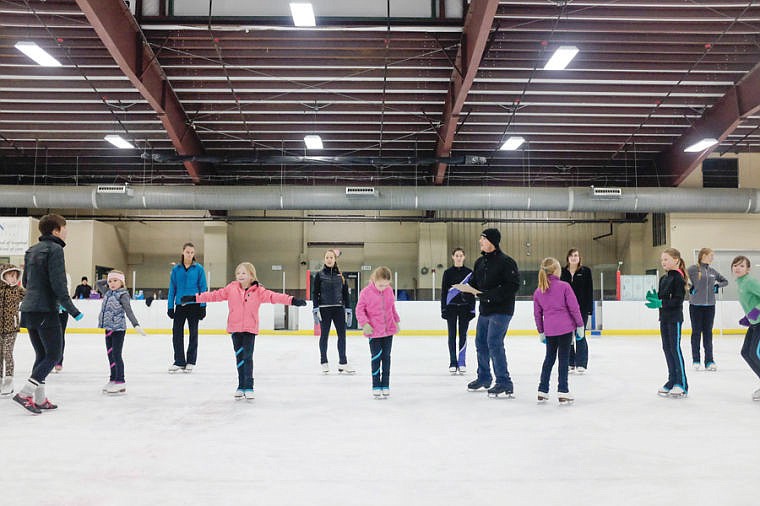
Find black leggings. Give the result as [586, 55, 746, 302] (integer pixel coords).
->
[319, 306, 347, 364]
[741, 324, 760, 380]
[445, 306, 472, 367]
[105, 330, 126, 382]
[172, 304, 201, 366]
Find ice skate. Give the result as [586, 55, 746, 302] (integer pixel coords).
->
[321, 362, 329, 374]
[705, 362, 717, 372]
[372, 387, 383, 399]
[558, 391, 575, 404]
[337, 362, 356, 374]
[669, 385, 687, 398]
[487, 384, 514, 399]
[537, 391, 549, 403]
[234, 389, 244, 400]
[752, 388, 760, 401]
[692, 362, 701, 371]
[243, 389, 255, 400]
[101, 381, 113, 393]
[449, 366, 458, 375]
[168, 364, 184, 374]
[37, 398, 58, 410]
[568, 366, 576, 375]
[1, 376, 14, 396]
[381, 387, 390, 398]
[657, 385, 671, 397]
[105, 382, 126, 395]
[457, 365, 466, 375]
[467, 379, 490, 392]
[12, 393, 41, 415]
[184, 364, 194, 373]
[576, 367, 586, 374]
[53, 365, 62, 373]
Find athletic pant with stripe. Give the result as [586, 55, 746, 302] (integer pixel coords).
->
[369, 336, 393, 389]
[740, 324, 760, 380]
[105, 330, 126, 383]
[232, 332, 256, 390]
[660, 320, 688, 392]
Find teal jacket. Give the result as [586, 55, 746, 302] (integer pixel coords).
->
[736, 274, 760, 324]
[168, 262, 207, 310]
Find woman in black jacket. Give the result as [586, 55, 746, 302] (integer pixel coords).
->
[560, 248, 593, 373]
[312, 249, 354, 374]
[440, 248, 475, 374]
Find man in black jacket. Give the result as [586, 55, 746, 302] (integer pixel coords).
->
[454, 228, 520, 397]
[13, 214, 82, 414]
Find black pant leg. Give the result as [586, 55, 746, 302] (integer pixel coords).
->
[29, 325, 62, 384]
[741, 325, 760, 379]
[57, 311, 68, 366]
[172, 307, 189, 366]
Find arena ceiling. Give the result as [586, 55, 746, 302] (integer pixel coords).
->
[2, 0, 760, 188]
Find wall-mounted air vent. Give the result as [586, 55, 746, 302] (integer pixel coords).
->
[96, 184, 133, 196]
[345, 187, 376, 197]
[591, 187, 622, 199]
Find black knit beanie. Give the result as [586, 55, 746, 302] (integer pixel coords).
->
[481, 228, 501, 248]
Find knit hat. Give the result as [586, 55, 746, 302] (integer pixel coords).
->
[480, 228, 501, 248]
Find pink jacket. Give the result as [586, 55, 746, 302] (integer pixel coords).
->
[355, 282, 400, 338]
[195, 281, 293, 334]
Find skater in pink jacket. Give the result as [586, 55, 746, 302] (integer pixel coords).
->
[181, 262, 306, 400]
[355, 266, 400, 398]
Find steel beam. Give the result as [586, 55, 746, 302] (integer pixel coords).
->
[75, 0, 207, 182]
[659, 61, 760, 186]
[434, 0, 499, 184]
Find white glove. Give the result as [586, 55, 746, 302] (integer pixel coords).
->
[575, 326, 585, 340]
[362, 323, 374, 336]
[135, 325, 147, 336]
[395, 321, 400, 332]
[539, 333, 546, 344]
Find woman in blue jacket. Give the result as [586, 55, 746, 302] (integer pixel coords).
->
[167, 242, 207, 373]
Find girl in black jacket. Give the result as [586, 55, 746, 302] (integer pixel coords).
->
[440, 248, 475, 374]
[312, 249, 354, 374]
[560, 249, 594, 373]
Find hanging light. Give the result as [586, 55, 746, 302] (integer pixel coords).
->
[500, 136, 525, 151]
[304, 135, 323, 150]
[104, 135, 135, 149]
[290, 3, 316, 27]
[544, 46, 579, 70]
[684, 138, 718, 152]
[14, 41, 62, 67]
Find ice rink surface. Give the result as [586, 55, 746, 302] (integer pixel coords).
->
[2, 331, 759, 506]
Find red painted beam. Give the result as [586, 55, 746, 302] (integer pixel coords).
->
[659, 61, 760, 186]
[75, 0, 206, 182]
[434, 0, 499, 185]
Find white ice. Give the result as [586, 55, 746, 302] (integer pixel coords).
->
[3, 332, 759, 506]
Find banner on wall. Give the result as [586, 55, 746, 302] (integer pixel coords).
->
[0, 217, 31, 256]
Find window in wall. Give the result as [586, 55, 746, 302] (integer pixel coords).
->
[652, 213, 666, 247]
[702, 158, 738, 188]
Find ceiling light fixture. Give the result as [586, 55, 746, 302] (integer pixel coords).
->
[304, 134, 323, 150]
[684, 137, 718, 152]
[544, 46, 579, 70]
[14, 41, 62, 67]
[500, 136, 525, 151]
[290, 3, 316, 27]
[104, 134, 135, 149]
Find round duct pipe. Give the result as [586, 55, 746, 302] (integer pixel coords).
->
[0, 185, 757, 213]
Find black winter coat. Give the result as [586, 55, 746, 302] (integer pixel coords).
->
[658, 269, 686, 323]
[440, 265, 475, 312]
[560, 266, 594, 316]
[312, 265, 349, 308]
[470, 249, 520, 316]
[20, 235, 80, 317]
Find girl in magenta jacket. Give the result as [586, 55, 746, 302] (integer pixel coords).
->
[181, 262, 306, 400]
[533, 257, 584, 404]
[355, 266, 400, 399]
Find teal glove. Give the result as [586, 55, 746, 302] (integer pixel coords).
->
[74, 312, 84, 321]
[644, 289, 662, 309]
[538, 333, 546, 344]
[575, 326, 585, 341]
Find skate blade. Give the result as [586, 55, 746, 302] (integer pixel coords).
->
[338, 370, 356, 375]
[558, 399, 574, 404]
[668, 393, 687, 398]
[488, 393, 515, 399]
[105, 391, 127, 396]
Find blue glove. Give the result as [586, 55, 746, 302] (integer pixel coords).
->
[739, 316, 750, 327]
[312, 307, 321, 325]
[74, 312, 84, 321]
[575, 326, 585, 341]
[345, 308, 353, 327]
[748, 308, 760, 321]
[538, 333, 546, 344]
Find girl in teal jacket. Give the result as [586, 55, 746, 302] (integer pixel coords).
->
[731, 255, 760, 401]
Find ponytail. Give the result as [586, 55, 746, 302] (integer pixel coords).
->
[537, 257, 560, 293]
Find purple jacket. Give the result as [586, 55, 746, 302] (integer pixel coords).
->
[533, 275, 584, 336]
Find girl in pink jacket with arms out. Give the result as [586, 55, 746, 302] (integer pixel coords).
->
[355, 266, 400, 399]
[533, 257, 584, 404]
[181, 262, 306, 400]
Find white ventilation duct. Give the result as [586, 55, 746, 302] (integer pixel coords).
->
[0, 185, 757, 213]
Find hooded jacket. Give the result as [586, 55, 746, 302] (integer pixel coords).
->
[195, 281, 294, 334]
[355, 282, 400, 338]
[20, 235, 80, 317]
[0, 264, 25, 334]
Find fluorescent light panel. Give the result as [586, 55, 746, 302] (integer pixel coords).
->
[304, 134, 323, 149]
[684, 138, 718, 152]
[290, 3, 316, 27]
[500, 136, 525, 151]
[544, 45, 579, 70]
[104, 135, 135, 149]
[14, 41, 62, 67]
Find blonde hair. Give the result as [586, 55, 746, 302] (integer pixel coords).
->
[235, 262, 258, 281]
[537, 257, 561, 293]
[662, 248, 690, 291]
[370, 266, 392, 283]
[107, 269, 126, 289]
[696, 248, 713, 280]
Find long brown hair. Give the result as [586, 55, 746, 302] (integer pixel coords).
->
[663, 247, 690, 291]
[696, 248, 713, 280]
[564, 248, 582, 269]
[179, 242, 196, 265]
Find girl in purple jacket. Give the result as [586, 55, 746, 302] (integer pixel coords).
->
[356, 266, 400, 399]
[533, 258, 584, 404]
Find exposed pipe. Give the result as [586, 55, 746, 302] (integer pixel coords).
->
[0, 185, 758, 213]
